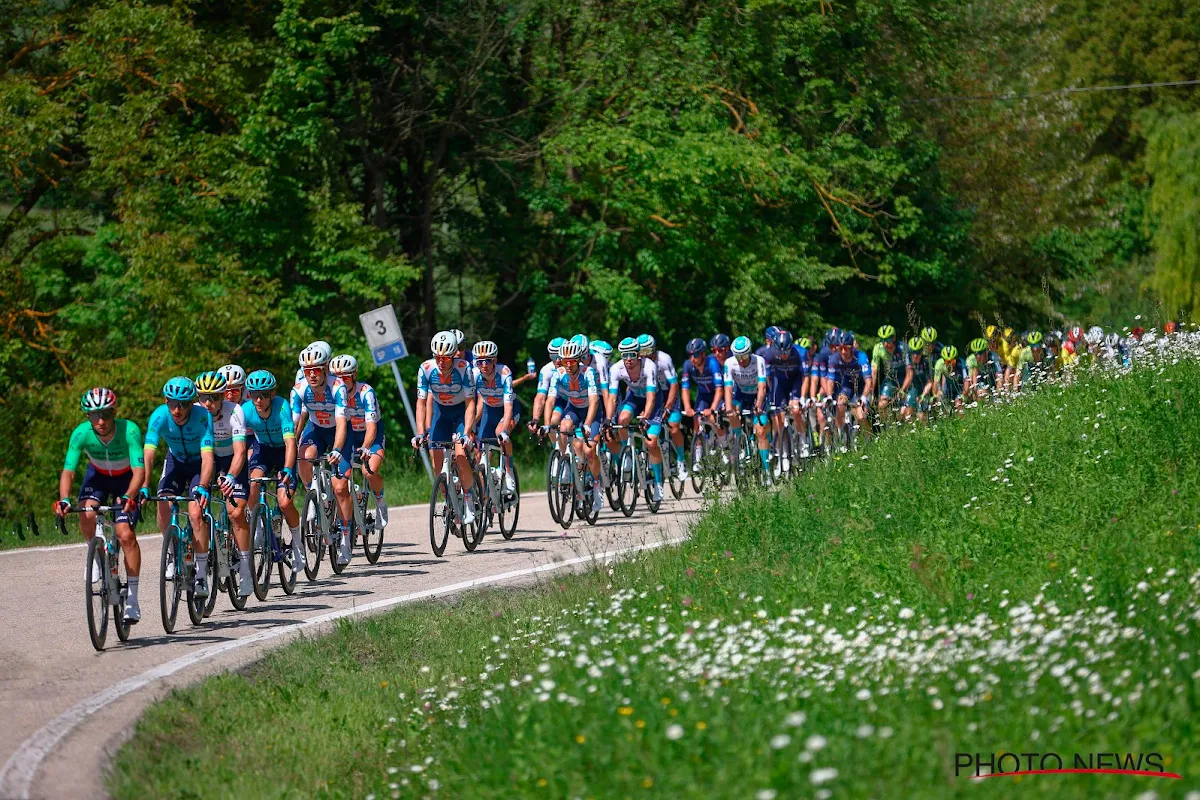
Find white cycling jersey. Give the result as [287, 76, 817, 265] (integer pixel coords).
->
[535, 360, 560, 395]
[723, 354, 768, 394]
[608, 358, 658, 397]
[205, 400, 247, 457]
[589, 353, 610, 392]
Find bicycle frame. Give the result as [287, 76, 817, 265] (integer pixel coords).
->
[249, 476, 285, 566]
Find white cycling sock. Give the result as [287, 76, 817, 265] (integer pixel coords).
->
[127, 576, 139, 604]
[195, 552, 208, 581]
[238, 550, 251, 577]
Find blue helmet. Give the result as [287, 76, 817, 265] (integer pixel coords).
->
[731, 336, 753, 356]
[163, 376, 197, 402]
[822, 327, 840, 347]
[589, 340, 613, 356]
[245, 370, 277, 392]
[776, 330, 794, 351]
[686, 337, 707, 355]
[710, 333, 731, 349]
[837, 330, 855, 347]
[765, 325, 780, 343]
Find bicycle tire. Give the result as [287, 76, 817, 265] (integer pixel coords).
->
[278, 515, 299, 596]
[642, 451, 661, 513]
[113, 546, 131, 643]
[462, 466, 486, 551]
[361, 489, 384, 564]
[301, 491, 324, 580]
[85, 536, 108, 651]
[604, 448, 621, 511]
[616, 444, 637, 517]
[249, 505, 271, 601]
[666, 442, 685, 499]
[498, 460, 520, 540]
[329, 524, 349, 575]
[429, 473, 451, 557]
[474, 463, 494, 536]
[202, 514, 220, 619]
[689, 430, 707, 494]
[186, 547, 209, 627]
[226, 534, 248, 611]
[556, 458, 575, 530]
[160, 530, 182, 634]
[546, 450, 562, 524]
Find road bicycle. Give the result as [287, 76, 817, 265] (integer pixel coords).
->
[474, 436, 520, 540]
[206, 492, 249, 613]
[549, 428, 602, 529]
[540, 427, 566, 525]
[686, 411, 730, 494]
[347, 454, 384, 564]
[147, 493, 213, 633]
[423, 439, 483, 556]
[730, 409, 769, 491]
[299, 456, 338, 579]
[610, 420, 663, 516]
[248, 475, 298, 599]
[58, 505, 133, 650]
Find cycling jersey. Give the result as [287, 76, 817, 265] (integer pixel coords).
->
[722, 354, 768, 394]
[767, 345, 807, 383]
[145, 404, 214, 461]
[823, 348, 871, 389]
[416, 358, 476, 406]
[590, 352, 611, 392]
[547, 366, 599, 408]
[609, 358, 658, 397]
[475, 364, 515, 408]
[335, 380, 382, 433]
[291, 374, 341, 428]
[241, 396, 295, 447]
[204, 400, 247, 457]
[63, 419, 144, 475]
[681, 356, 723, 400]
[906, 358, 933, 389]
[934, 358, 967, 387]
[651, 351, 678, 386]
[871, 341, 908, 386]
[535, 361, 560, 395]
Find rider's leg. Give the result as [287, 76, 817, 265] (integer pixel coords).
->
[755, 417, 771, 471]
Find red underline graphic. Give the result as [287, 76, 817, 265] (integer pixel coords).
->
[972, 769, 1182, 780]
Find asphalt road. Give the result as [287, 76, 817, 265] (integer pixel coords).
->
[0, 489, 706, 799]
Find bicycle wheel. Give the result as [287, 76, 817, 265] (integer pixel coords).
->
[85, 536, 109, 651]
[643, 453, 661, 513]
[545, 450, 562, 524]
[186, 546, 212, 627]
[604, 448, 621, 511]
[113, 546, 131, 642]
[429, 473, 451, 557]
[556, 459, 576, 530]
[226, 535, 248, 611]
[689, 431, 707, 494]
[583, 471, 600, 525]
[202, 517, 221, 619]
[474, 463, 494, 536]
[277, 514, 298, 595]
[616, 444, 637, 517]
[499, 460, 520, 540]
[820, 424, 836, 464]
[249, 505, 272, 601]
[160, 530, 183, 634]
[361, 489, 383, 564]
[300, 491, 324, 580]
[330, 523, 349, 575]
[462, 467, 487, 551]
[666, 442, 685, 499]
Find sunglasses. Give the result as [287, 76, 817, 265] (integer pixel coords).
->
[166, 399, 191, 411]
[562, 358, 578, 368]
[88, 410, 115, 422]
[199, 393, 223, 404]
[249, 390, 274, 400]
[303, 366, 325, 376]
[475, 358, 494, 366]
[622, 354, 639, 362]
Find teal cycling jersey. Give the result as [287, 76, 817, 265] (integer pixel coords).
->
[241, 396, 295, 448]
[144, 404, 214, 461]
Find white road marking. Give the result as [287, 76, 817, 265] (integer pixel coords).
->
[0, 531, 683, 800]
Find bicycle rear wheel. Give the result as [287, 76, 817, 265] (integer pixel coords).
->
[666, 442, 685, 499]
[604, 448, 621, 511]
[202, 516, 221, 618]
[301, 491, 324, 580]
[278, 515, 298, 595]
[689, 431, 707, 494]
[643, 453, 661, 513]
[616, 445, 637, 517]
[160, 531, 182, 634]
[462, 467, 486, 551]
[85, 537, 108, 651]
[113, 548, 131, 642]
[361, 490, 384, 564]
[329, 524, 349, 575]
[226, 534, 248, 611]
[429, 474, 451, 557]
[249, 505, 272, 600]
[499, 460, 520, 540]
[186, 546, 212, 627]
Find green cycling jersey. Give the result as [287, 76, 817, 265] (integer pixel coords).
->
[63, 419, 144, 475]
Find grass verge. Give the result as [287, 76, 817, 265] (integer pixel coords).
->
[111, 353, 1200, 798]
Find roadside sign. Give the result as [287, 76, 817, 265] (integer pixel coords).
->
[359, 305, 409, 366]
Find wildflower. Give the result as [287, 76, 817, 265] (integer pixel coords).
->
[666, 724, 684, 740]
[618, 706, 634, 716]
[770, 734, 792, 749]
[855, 724, 875, 738]
[575, 734, 586, 744]
[805, 735, 827, 751]
[899, 608, 915, 620]
[810, 767, 839, 784]
[756, 790, 778, 800]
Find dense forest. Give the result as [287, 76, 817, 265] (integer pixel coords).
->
[2, 0, 1198, 514]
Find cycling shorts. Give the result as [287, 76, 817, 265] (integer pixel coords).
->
[214, 453, 249, 500]
[157, 453, 204, 498]
[299, 423, 336, 457]
[619, 393, 663, 438]
[335, 431, 386, 478]
[880, 380, 901, 400]
[477, 404, 519, 441]
[730, 391, 769, 426]
[248, 442, 287, 477]
[429, 402, 467, 446]
[79, 465, 140, 527]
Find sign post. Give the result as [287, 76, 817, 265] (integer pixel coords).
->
[359, 305, 432, 483]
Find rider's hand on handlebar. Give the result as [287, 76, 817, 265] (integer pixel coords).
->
[278, 467, 296, 490]
[411, 434, 426, 450]
[325, 449, 342, 467]
[54, 498, 72, 517]
[137, 486, 150, 505]
[191, 485, 210, 509]
[217, 472, 236, 498]
[121, 494, 138, 514]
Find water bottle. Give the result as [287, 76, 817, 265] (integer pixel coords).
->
[526, 356, 536, 375]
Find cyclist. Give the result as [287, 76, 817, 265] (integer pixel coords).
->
[528, 337, 566, 438]
[143, 377, 216, 598]
[292, 343, 342, 503]
[680, 337, 722, 432]
[589, 339, 613, 423]
[934, 345, 967, 414]
[871, 325, 908, 427]
[413, 331, 478, 525]
[900, 336, 934, 423]
[764, 329, 807, 472]
[544, 338, 604, 513]
[607, 336, 665, 502]
[1000, 328, 1022, 390]
[966, 337, 991, 401]
[824, 331, 873, 443]
[710, 333, 732, 370]
[472, 340, 519, 496]
[329, 354, 386, 566]
[293, 340, 331, 384]
[55, 388, 146, 623]
[241, 370, 304, 571]
[920, 326, 942, 362]
[195, 371, 252, 597]
[976, 327, 1006, 397]
[639, 334, 686, 481]
[218, 364, 247, 405]
[722, 335, 771, 479]
[1015, 331, 1050, 389]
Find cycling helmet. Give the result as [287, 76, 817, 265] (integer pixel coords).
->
[217, 364, 246, 388]
[450, 328, 465, 347]
[920, 326, 937, 343]
[245, 370, 277, 392]
[298, 344, 330, 368]
[969, 337, 988, 354]
[81, 387, 117, 413]
[569, 333, 590, 353]
[559, 339, 584, 360]
[163, 376, 197, 402]
[822, 327, 840, 347]
[1026, 330, 1043, 346]
[776, 330, 795, 350]
[798, 336, 812, 349]
[637, 333, 655, 355]
[431, 330, 458, 356]
[329, 354, 358, 375]
[1002, 327, 1015, 341]
[472, 340, 498, 359]
[547, 336, 566, 357]
[877, 324, 896, 340]
[590, 340, 613, 356]
[836, 330, 854, 347]
[907, 336, 925, 353]
[985, 325, 998, 340]
[710, 333, 731, 349]
[618, 336, 640, 356]
[765, 325, 780, 344]
[307, 340, 332, 361]
[194, 371, 227, 394]
[1067, 326, 1082, 343]
[941, 345, 959, 361]
[686, 337, 707, 355]
[731, 336, 753, 356]
[1086, 325, 1104, 345]
[1105, 332, 1121, 348]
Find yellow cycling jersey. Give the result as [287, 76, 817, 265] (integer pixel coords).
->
[998, 340, 1021, 369]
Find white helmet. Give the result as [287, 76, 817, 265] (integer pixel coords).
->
[298, 344, 330, 367]
[472, 340, 498, 359]
[329, 354, 358, 376]
[450, 328, 465, 347]
[559, 340, 584, 360]
[217, 364, 246, 387]
[1104, 333, 1120, 349]
[431, 331, 457, 356]
[1086, 325, 1104, 345]
[308, 340, 331, 360]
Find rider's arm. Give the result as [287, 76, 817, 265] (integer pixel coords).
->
[228, 406, 247, 476]
[58, 423, 87, 506]
[463, 376, 477, 435]
[680, 369, 694, 415]
[198, 413, 216, 492]
[901, 366, 913, 393]
[543, 378, 557, 427]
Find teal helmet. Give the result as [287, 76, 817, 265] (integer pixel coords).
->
[636, 333, 655, 355]
[731, 336, 753, 356]
[570, 333, 590, 353]
[548, 337, 567, 357]
[163, 376, 197, 402]
[590, 340, 613, 356]
[618, 336, 640, 356]
[245, 370, 277, 392]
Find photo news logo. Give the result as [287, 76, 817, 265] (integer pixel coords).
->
[955, 751, 1181, 780]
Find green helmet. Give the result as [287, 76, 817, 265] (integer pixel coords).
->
[907, 336, 924, 353]
[920, 326, 937, 343]
[877, 324, 896, 340]
[1026, 330, 1043, 346]
[942, 345, 959, 361]
[969, 337, 988, 354]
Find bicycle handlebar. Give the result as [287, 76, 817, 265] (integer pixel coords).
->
[55, 504, 125, 536]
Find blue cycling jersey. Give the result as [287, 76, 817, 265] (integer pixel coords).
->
[145, 404, 214, 461]
[767, 345, 807, 381]
[241, 396, 295, 448]
[680, 356, 723, 399]
[822, 348, 872, 387]
[547, 366, 599, 408]
[475, 364, 515, 408]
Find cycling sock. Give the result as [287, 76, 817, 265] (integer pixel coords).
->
[651, 463, 663, 484]
[759, 449, 771, 470]
[127, 576, 139, 603]
[195, 552, 208, 581]
[674, 444, 685, 463]
[374, 489, 385, 503]
[238, 550, 251, 578]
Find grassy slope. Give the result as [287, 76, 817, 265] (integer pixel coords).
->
[111, 355, 1200, 799]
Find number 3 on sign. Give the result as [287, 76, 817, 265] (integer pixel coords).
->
[375, 320, 387, 335]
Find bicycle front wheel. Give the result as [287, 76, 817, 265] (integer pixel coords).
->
[113, 546, 131, 642]
[278, 514, 298, 596]
[666, 442, 685, 499]
[546, 451, 563, 524]
[689, 431, 707, 494]
[499, 460, 520, 540]
[462, 467, 487, 551]
[301, 491, 324, 580]
[226, 537, 248, 611]
[429, 474, 451, 557]
[361, 490, 384, 564]
[249, 505, 272, 601]
[85, 536, 109, 651]
[616, 445, 637, 517]
[160, 530, 183, 634]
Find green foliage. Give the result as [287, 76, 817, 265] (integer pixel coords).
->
[1144, 110, 1200, 320]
